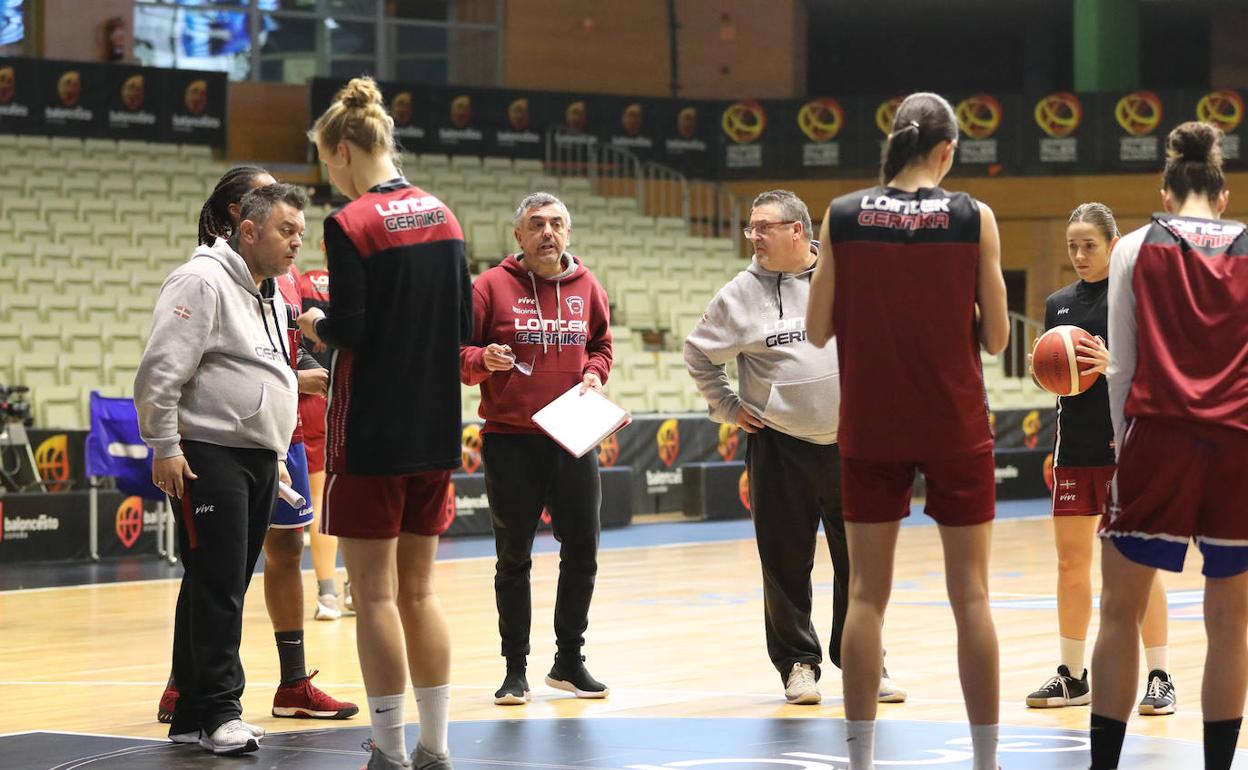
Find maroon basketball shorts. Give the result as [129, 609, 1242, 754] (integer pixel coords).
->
[1103, 417, 1248, 578]
[1052, 465, 1114, 517]
[842, 448, 996, 527]
[321, 468, 454, 539]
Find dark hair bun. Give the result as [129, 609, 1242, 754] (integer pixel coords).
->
[1168, 121, 1221, 164]
[340, 77, 383, 111]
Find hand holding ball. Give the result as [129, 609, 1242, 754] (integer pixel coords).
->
[1032, 325, 1102, 396]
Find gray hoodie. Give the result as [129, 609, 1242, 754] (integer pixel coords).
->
[135, 238, 298, 460]
[684, 257, 840, 445]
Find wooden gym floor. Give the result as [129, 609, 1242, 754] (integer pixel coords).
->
[0, 504, 1241, 768]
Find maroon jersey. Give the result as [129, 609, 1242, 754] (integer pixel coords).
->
[277, 267, 305, 445]
[297, 268, 331, 368]
[1107, 215, 1248, 448]
[826, 185, 992, 461]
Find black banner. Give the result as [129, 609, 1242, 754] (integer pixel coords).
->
[600, 94, 657, 160]
[994, 448, 1052, 501]
[951, 92, 1021, 171]
[1024, 91, 1097, 172]
[95, 491, 165, 558]
[717, 98, 781, 179]
[654, 98, 715, 177]
[1096, 89, 1183, 170]
[0, 57, 225, 147]
[1186, 88, 1248, 170]
[0, 491, 91, 563]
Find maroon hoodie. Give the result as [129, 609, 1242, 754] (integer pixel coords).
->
[461, 253, 612, 434]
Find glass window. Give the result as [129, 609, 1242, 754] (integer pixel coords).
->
[134, 5, 253, 79]
[260, 13, 317, 54]
[330, 19, 374, 56]
[386, 0, 448, 21]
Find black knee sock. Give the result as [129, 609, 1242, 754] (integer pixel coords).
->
[1204, 717, 1242, 770]
[275, 630, 307, 684]
[1090, 713, 1127, 769]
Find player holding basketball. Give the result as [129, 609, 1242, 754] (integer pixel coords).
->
[1025, 203, 1174, 714]
[1091, 122, 1248, 770]
[807, 92, 1008, 770]
[298, 77, 473, 770]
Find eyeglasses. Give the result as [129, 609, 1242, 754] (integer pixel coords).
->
[743, 220, 796, 238]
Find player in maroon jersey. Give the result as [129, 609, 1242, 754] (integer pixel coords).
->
[299, 77, 472, 770]
[806, 92, 1009, 770]
[1091, 123, 1248, 770]
[1025, 203, 1174, 714]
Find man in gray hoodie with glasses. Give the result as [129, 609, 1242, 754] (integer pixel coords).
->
[135, 183, 305, 756]
[684, 189, 904, 707]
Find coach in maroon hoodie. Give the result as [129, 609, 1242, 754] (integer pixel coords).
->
[460, 192, 613, 707]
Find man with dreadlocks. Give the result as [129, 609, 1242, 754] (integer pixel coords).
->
[153, 167, 357, 740]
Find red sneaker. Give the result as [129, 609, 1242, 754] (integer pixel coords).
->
[157, 684, 179, 724]
[272, 669, 359, 719]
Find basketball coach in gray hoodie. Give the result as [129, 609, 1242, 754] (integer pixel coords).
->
[685, 189, 904, 707]
[135, 183, 305, 755]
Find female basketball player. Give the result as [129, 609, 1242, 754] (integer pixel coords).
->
[298, 77, 473, 770]
[806, 92, 1008, 770]
[1025, 203, 1174, 715]
[159, 166, 356, 730]
[1092, 122, 1248, 770]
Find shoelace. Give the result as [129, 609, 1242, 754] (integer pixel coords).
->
[1039, 674, 1068, 696]
[1146, 676, 1168, 700]
[791, 665, 816, 688]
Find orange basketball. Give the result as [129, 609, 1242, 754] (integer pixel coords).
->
[1033, 325, 1099, 397]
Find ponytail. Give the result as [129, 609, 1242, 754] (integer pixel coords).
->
[198, 165, 270, 246]
[880, 92, 958, 185]
[308, 76, 396, 158]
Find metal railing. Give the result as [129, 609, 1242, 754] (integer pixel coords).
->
[546, 127, 743, 247]
[1007, 311, 1045, 378]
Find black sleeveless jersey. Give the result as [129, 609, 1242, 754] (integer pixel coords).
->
[1044, 278, 1114, 467]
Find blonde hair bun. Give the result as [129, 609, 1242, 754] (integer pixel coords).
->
[338, 77, 384, 111]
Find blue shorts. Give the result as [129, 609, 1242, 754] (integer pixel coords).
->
[272, 442, 314, 529]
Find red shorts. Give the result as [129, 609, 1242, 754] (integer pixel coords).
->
[1103, 417, 1248, 577]
[1052, 465, 1114, 517]
[842, 449, 996, 526]
[321, 468, 454, 539]
[298, 395, 327, 474]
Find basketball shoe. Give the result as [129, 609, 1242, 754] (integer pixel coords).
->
[545, 652, 609, 698]
[362, 739, 411, 769]
[157, 684, 178, 723]
[494, 658, 531, 705]
[1138, 669, 1176, 715]
[273, 670, 360, 718]
[879, 666, 908, 703]
[315, 592, 343, 621]
[784, 662, 820, 704]
[413, 743, 454, 770]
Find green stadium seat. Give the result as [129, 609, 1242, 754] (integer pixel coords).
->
[59, 352, 104, 388]
[104, 351, 142, 388]
[0, 294, 40, 324]
[41, 295, 80, 325]
[79, 295, 119, 325]
[35, 385, 84, 430]
[13, 351, 61, 389]
[62, 323, 105, 358]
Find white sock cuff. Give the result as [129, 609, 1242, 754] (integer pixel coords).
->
[366, 693, 407, 728]
[969, 723, 998, 770]
[1059, 636, 1087, 674]
[414, 684, 451, 702]
[1144, 645, 1168, 673]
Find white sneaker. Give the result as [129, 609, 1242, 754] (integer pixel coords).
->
[878, 666, 907, 703]
[343, 581, 356, 616]
[199, 719, 260, 755]
[784, 662, 821, 705]
[239, 718, 265, 738]
[315, 592, 343, 621]
[168, 729, 199, 744]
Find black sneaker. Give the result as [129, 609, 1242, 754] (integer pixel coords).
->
[493, 662, 530, 706]
[545, 653, 609, 699]
[1025, 665, 1090, 708]
[1138, 669, 1176, 715]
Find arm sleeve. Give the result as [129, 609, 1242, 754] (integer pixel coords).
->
[315, 216, 366, 349]
[582, 280, 613, 385]
[134, 274, 217, 459]
[1107, 231, 1142, 460]
[295, 346, 323, 371]
[458, 243, 474, 344]
[459, 280, 493, 386]
[683, 291, 745, 424]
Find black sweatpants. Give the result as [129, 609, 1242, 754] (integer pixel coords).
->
[746, 428, 849, 683]
[168, 440, 278, 735]
[482, 432, 601, 659]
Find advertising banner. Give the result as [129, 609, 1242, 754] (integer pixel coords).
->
[0, 492, 91, 563]
[1186, 88, 1247, 168]
[654, 98, 715, 177]
[1097, 89, 1183, 171]
[717, 98, 781, 179]
[950, 92, 1021, 171]
[1024, 91, 1096, 171]
[0, 57, 226, 147]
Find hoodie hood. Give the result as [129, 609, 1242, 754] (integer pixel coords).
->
[746, 255, 818, 321]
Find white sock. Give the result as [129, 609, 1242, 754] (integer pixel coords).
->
[367, 693, 407, 761]
[970, 724, 998, 770]
[1144, 646, 1167, 673]
[414, 684, 451, 755]
[846, 720, 875, 769]
[1059, 636, 1086, 675]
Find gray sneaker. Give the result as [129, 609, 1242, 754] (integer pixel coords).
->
[1138, 669, 1176, 716]
[413, 743, 453, 770]
[363, 739, 412, 769]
